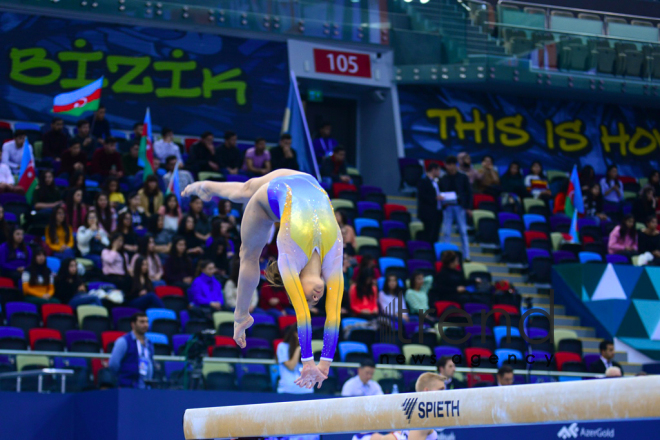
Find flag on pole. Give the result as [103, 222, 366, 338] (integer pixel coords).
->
[282, 70, 320, 180]
[139, 107, 155, 181]
[52, 77, 103, 116]
[166, 161, 182, 206]
[569, 209, 579, 244]
[565, 165, 584, 219]
[17, 142, 37, 204]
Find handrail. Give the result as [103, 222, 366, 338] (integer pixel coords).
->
[0, 368, 74, 393]
[498, 0, 660, 23]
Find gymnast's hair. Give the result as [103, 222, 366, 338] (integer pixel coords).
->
[264, 260, 283, 287]
[415, 372, 447, 392]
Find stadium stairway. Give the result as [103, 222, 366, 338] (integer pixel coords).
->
[390, 195, 641, 375]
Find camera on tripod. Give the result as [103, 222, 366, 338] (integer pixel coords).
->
[181, 329, 217, 390]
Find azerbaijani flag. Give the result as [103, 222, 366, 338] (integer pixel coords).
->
[17, 142, 37, 204]
[52, 77, 103, 116]
[166, 161, 182, 206]
[139, 107, 155, 181]
[566, 165, 584, 244]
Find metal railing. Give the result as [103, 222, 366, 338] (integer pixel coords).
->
[0, 368, 74, 393]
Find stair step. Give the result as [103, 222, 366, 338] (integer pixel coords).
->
[619, 362, 642, 374]
[552, 326, 595, 338]
[583, 347, 628, 363]
[470, 253, 499, 263]
[554, 315, 580, 327]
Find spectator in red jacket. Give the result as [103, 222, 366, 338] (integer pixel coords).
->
[90, 137, 124, 179]
[60, 141, 88, 177]
[349, 268, 378, 316]
[259, 284, 292, 317]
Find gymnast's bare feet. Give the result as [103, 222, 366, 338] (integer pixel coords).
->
[181, 181, 213, 201]
[233, 313, 254, 349]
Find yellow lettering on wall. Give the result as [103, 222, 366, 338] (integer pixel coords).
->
[545, 120, 555, 149]
[600, 123, 629, 156]
[556, 120, 588, 152]
[455, 108, 485, 144]
[496, 115, 529, 147]
[486, 114, 495, 144]
[426, 108, 461, 140]
[628, 127, 657, 156]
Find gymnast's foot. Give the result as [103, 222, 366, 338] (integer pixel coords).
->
[181, 181, 213, 201]
[233, 313, 254, 349]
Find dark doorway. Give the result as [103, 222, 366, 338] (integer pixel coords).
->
[305, 97, 357, 165]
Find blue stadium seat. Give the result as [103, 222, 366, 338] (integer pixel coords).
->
[578, 252, 602, 264]
[494, 349, 524, 368]
[378, 257, 405, 274]
[498, 229, 522, 249]
[355, 218, 380, 235]
[338, 341, 368, 362]
[146, 308, 177, 328]
[434, 242, 460, 260]
[523, 214, 547, 230]
[145, 332, 169, 345]
[493, 326, 522, 347]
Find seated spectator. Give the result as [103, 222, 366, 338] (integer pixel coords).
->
[276, 326, 312, 394]
[138, 175, 163, 217]
[163, 155, 194, 190]
[341, 359, 383, 397]
[154, 127, 182, 163]
[101, 177, 124, 209]
[216, 130, 243, 175]
[335, 211, 356, 255]
[90, 137, 124, 179]
[648, 170, 660, 196]
[313, 122, 338, 164]
[600, 165, 624, 207]
[121, 142, 141, 177]
[116, 211, 139, 254]
[496, 365, 514, 386]
[0, 206, 9, 245]
[22, 247, 59, 305]
[500, 161, 526, 199]
[147, 215, 172, 254]
[2, 130, 31, 174]
[352, 255, 381, 283]
[60, 141, 88, 177]
[590, 340, 623, 375]
[223, 256, 257, 312]
[457, 152, 478, 185]
[580, 165, 596, 193]
[77, 211, 109, 268]
[320, 146, 350, 183]
[405, 270, 433, 315]
[163, 236, 194, 288]
[0, 162, 24, 194]
[177, 215, 204, 256]
[54, 258, 103, 307]
[349, 268, 378, 316]
[270, 133, 299, 171]
[633, 186, 656, 223]
[157, 194, 182, 238]
[189, 195, 211, 242]
[93, 192, 117, 232]
[127, 256, 165, 310]
[378, 274, 408, 321]
[130, 235, 164, 286]
[45, 206, 75, 259]
[216, 200, 238, 227]
[69, 171, 86, 191]
[638, 215, 660, 265]
[102, 232, 132, 293]
[432, 250, 468, 304]
[0, 226, 31, 285]
[553, 181, 569, 215]
[188, 260, 223, 311]
[584, 183, 608, 221]
[608, 214, 638, 257]
[42, 117, 68, 160]
[131, 122, 143, 142]
[524, 161, 551, 201]
[108, 312, 155, 389]
[206, 235, 229, 276]
[63, 188, 87, 230]
[71, 119, 97, 157]
[119, 192, 147, 230]
[437, 356, 465, 390]
[188, 131, 220, 174]
[211, 217, 238, 253]
[242, 138, 271, 176]
[87, 105, 111, 140]
[259, 283, 292, 317]
[33, 170, 62, 211]
[475, 155, 500, 195]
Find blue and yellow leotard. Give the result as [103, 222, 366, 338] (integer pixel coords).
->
[267, 173, 343, 362]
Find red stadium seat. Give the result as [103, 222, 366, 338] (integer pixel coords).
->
[0, 121, 11, 129]
[273, 338, 284, 352]
[41, 304, 73, 323]
[380, 238, 405, 255]
[101, 331, 126, 353]
[434, 301, 461, 318]
[184, 137, 200, 152]
[467, 373, 495, 387]
[582, 236, 595, 244]
[524, 231, 548, 248]
[91, 358, 109, 385]
[0, 277, 14, 288]
[28, 328, 62, 350]
[278, 316, 297, 331]
[555, 352, 583, 371]
[473, 194, 496, 210]
[618, 176, 637, 184]
[383, 204, 407, 220]
[424, 159, 444, 171]
[332, 182, 357, 198]
[491, 304, 519, 325]
[154, 286, 184, 298]
[464, 347, 493, 367]
[214, 336, 236, 347]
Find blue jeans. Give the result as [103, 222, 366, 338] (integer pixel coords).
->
[128, 292, 165, 311]
[442, 205, 470, 259]
[69, 294, 103, 308]
[53, 248, 76, 260]
[153, 280, 166, 287]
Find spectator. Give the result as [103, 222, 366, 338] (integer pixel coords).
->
[157, 194, 182, 239]
[648, 170, 660, 196]
[591, 340, 623, 375]
[437, 356, 465, 390]
[90, 137, 124, 179]
[0, 226, 31, 285]
[42, 117, 68, 160]
[439, 156, 472, 261]
[87, 105, 111, 140]
[500, 161, 527, 199]
[475, 155, 500, 195]
[349, 268, 378, 316]
[320, 146, 350, 183]
[312, 122, 337, 164]
[341, 359, 383, 397]
[189, 195, 211, 241]
[163, 155, 194, 190]
[54, 258, 103, 307]
[93, 192, 117, 233]
[457, 152, 479, 185]
[600, 164, 624, 206]
[496, 365, 514, 386]
[188, 131, 220, 174]
[417, 162, 443, 244]
[276, 326, 313, 394]
[153, 127, 181, 163]
[0, 206, 9, 245]
[45, 206, 75, 259]
[270, 133, 299, 171]
[432, 251, 468, 304]
[335, 211, 356, 255]
[351, 255, 381, 283]
[130, 235, 164, 286]
[102, 232, 132, 293]
[121, 142, 141, 177]
[77, 211, 109, 268]
[405, 271, 434, 315]
[69, 171, 86, 191]
[605, 366, 622, 378]
[116, 211, 139, 254]
[580, 165, 596, 193]
[163, 236, 194, 288]
[0, 162, 24, 194]
[138, 175, 163, 217]
[259, 283, 292, 317]
[222, 256, 258, 312]
[639, 215, 660, 265]
[120, 192, 147, 230]
[243, 138, 271, 176]
[60, 141, 87, 176]
[206, 235, 229, 276]
[216, 200, 238, 227]
[63, 188, 87, 230]
[633, 186, 656, 223]
[2, 130, 31, 174]
[33, 170, 62, 211]
[378, 274, 408, 321]
[216, 130, 243, 175]
[553, 180, 569, 215]
[177, 215, 205, 256]
[109, 312, 155, 389]
[524, 161, 551, 201]
[131, 122, 143, 142]
[22, 248, 58, 305]
[71, 119, 97, 157]
[188, 259, 223, 311]
[608, 214, 638, 257]
[584, 184, 608, 221]
[127, 256, 165, 310]
[146, 215, 170, 254]
[103, 177, 125, 209]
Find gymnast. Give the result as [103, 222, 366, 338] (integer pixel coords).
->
[182, 169, 343, 389]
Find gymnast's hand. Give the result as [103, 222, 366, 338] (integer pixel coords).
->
[233, 314, 254, 349]
[181, 181, 213, 201]
[295, 360, 328, 389]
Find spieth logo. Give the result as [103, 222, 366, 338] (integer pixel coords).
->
[401, 398, 418, 423]
[557, 423, 580, 439]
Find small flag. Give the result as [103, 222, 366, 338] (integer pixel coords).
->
[17, 142, 37, 204]
[139, 107, 155, 181]
[52, 77, 103, 116]
[565, 165, 584, 218]
[569, 209, 580, 244]
[166, 161, 182, 206]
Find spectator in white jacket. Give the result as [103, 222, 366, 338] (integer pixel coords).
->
[77, 211, 109, 268]
[154, 127, 182, 163]
[2, 130, 32, 174]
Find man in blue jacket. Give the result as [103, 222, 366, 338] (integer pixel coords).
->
[109, 312, 154, 389]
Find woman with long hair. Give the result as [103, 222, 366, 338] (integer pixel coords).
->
[276, 325, 313, 394]
[156, 193, 182, 236]
[117, 211, 138, 254]
[63, 188, 87, 230]
[22, 248, 59, 305]
[162, 236, 194, 288]
[639, 215, 660, 266]
[351, 254, 381, 283]
[500, 161, 526, 199]
[93, 192, 117, 232]
[76, 211, 109, 268]
[33, 169, 62, 211]
[127, 256, 165, 310]
[205, 234, 229, 276]
[188, 259, 224, 311]
[349, 267, 378, 316]
[405, 270, 434, 315]
[335, 211, 356, 256]
[45, 206, 75, 259]
[633, 186, 656, 223]
[68, 171, 86, 191]
[101, 232, 132, 293]
[182, 169, 343, 388]
[147, 214, 173, 254]
[223, 255, 258, 312]
[217, 199, 238, 226]
[54, 258, 103, 307]
[130, 235, 164, 286]
[584, 183, 608, 221]
[188, 195, 211, 242]
[600, 164, 624, 206]
[608, 214, 638, 257]
[524, 161, 552, 201]
[209, 218, 236, 260]
[378, 274, 408, 321]
[177, 215, 204, 256]
[0, 226, 31, 285]
[580, 165, 596, 192]
[138, 174, 163, 217]
[103, 177, 125, 209]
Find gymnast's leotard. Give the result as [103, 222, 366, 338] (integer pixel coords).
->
[267, 173, 343, 363]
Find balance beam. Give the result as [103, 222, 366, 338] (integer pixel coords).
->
[183, 376, 660, 439]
